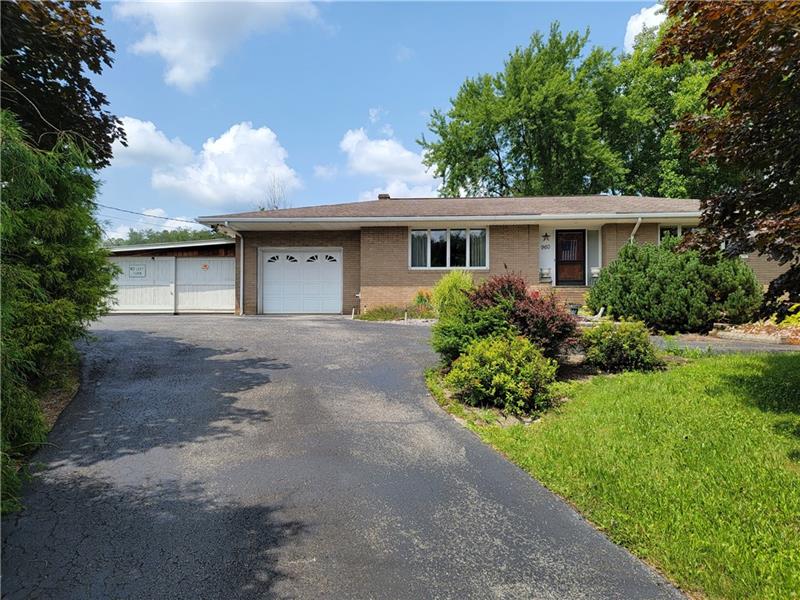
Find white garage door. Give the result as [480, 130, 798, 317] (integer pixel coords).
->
[109, 256, 235, 313]
[261, 249, 342, 314]
[110, 257, 175, 313]
[176, 257, 235, 313]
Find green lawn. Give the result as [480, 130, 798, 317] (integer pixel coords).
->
[471, 353, 800, 600]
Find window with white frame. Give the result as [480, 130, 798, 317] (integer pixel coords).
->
[410, 228, 487, 269]
[659, 224, 699, 243]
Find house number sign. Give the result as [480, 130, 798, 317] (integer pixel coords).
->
[128, 264, 146, 278]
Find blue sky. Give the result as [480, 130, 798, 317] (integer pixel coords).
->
[97, 1, 664, 237]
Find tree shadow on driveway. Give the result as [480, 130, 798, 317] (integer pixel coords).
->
[2, 475, 304, 599]
[2, 328, 302, 599]
[46, 328, 290, 468]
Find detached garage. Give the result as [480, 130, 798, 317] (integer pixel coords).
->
[108, 239, 236, 314]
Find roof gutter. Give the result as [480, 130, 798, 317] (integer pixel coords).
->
[197, 211, 701, 226]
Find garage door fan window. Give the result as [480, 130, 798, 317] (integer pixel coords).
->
[410, 228, 487, 269]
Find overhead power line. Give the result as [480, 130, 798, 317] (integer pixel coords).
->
[95, 202, 199, 225]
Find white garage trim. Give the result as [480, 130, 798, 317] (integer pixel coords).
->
[257, 247, 344, 314]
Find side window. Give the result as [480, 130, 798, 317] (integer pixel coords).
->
[659, 226, 679, 242]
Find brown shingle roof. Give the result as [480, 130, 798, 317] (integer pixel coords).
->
[198, 195, 699, 222]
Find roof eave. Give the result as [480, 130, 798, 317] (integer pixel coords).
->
[197, 211, 702, 226]
[106, 238, 235, 253]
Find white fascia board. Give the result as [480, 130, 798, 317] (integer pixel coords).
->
[106, 238, 235, 253]
[197, 212, 701, 226]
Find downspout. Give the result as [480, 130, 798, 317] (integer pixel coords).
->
[225, 221, 244, 316]
[629, 217, 642, 243]
[238, 232, 244, 316]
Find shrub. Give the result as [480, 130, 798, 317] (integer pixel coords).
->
[431, 303, 512, 364]
[582, 321, 664, 372]
[444, 335, 557, 415]
[357, 304, 435, 321]
[469, 274, 528, 309]
[414, 289, 432, 307]
[1, 113, 116, 512]
[779, 304, 800, 327]
[431, 270, 473, 319]
[587, 237, 762, 333]
[510, 291, 579, 358]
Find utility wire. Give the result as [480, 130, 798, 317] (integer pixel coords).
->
[95, 203, 199, 225]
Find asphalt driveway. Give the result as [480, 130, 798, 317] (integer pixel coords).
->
[2, 315, 681, 599]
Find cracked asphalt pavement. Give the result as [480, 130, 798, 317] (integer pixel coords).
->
[2, 315, 682, 599]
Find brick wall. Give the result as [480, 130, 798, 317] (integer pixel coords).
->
[236, 222, 786, 316]
[359, 225, 539, 310]
[239, 230, 361, 314]
[600, 223, 659, 267]
[742, 253, 789, 289]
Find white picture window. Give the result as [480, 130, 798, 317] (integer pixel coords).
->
[410, 228, 488, 269]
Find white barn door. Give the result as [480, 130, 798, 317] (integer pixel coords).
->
[109, 257, 175, 313]
[261, 249, 343, 314]
[176, 257, 235, 313]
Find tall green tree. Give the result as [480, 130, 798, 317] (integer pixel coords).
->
[0, 0, 124, 168]
[421, 22, 728, 202]
[420, 24, 624, 197]
[609, 28, 728, 199]
[106, 227, 226, 247]
[1, 112, 116, 511]
[658, 0, 800, 305]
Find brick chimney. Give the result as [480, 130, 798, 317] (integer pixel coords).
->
[377, 193, 390, 200]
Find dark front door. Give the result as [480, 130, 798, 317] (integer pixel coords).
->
[556, 230, 586, 285]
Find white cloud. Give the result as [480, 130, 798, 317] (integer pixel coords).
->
[395, 45, 414, 63]
[101, 207, 205, 240]
[152, 122, 301, 206]
[379, 123, 395, 137]
[368, 107, 385, 124]
[624, 3, 666, 52]
[113, 116, 193, 166]
[339, 128, 439, 200]
[313, 164, 338, 179]
[115, 0, 319, 91]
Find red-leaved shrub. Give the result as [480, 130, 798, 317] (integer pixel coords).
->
[467, 275, 579, 359]
[510, 291, 579, 358]
[470, 274, 528, 308]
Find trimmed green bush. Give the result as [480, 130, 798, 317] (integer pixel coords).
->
[444, 335, 557, 415]
[587, 237, 762, 333]
[431, 270, 473, 319]
[431, 303, 511, 364]
[582, 321, 664, 372]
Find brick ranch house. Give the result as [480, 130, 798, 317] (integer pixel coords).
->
[198, 195, 785, 316]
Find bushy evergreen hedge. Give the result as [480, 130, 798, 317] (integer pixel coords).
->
[587, 237, 761, 333]
[582, 321, 663, 372]
[444, 335, 557, 415]
[1, 113, 116, 511]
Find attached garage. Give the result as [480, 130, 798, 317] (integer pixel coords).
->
[108, 239, 236, 314]
[259, 248, 343, 314]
